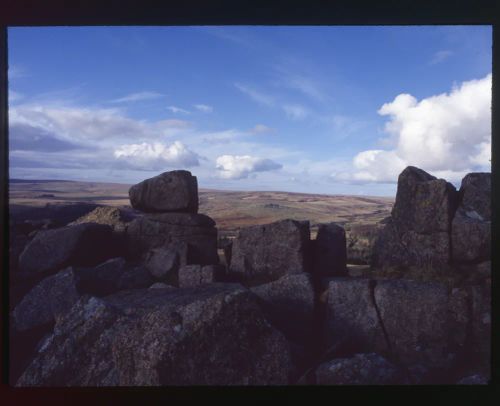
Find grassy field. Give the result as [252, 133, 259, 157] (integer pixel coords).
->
[9, 179, 394, 238]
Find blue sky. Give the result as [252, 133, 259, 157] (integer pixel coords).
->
[8, 26, 492, 195]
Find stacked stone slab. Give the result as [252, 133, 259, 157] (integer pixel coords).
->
[372, 166, 459, 271]
[126, 170, 220, 286]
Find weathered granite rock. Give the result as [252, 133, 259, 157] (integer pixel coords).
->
[323, 278, 385, 355]
[126, 212, 218, 265]
[229, 219, 310, 285]
[373, 279, 468, 368]
[313, 223, 347, 276]
[129, 170, 198, 213]
[315, 353, 400, 385]
[143, 242, 188, 284]
[459, 173, 491, 221]
[17, 284, 292, 386]
[69, 206, 139, 232]
[12, 267, 80, 332]
[250, 273, 315, 344]
[178, 264, 226, 288]
[372, 166, 459, 271]
[18, 223, 120, 275]
[373, 219, 451, 270]
[451, 209, 490, 263]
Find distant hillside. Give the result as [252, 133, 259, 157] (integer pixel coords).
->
[9, 179, 394, 237]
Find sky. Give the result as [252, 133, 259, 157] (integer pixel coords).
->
[8, 26, 492, 196]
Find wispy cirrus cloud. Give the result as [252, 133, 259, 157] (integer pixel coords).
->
[167, 105, 191, 114]
[194, 104, 213, 113]
[250, 124, 275, 135]
[429, 50, 453, 65]
[234, 83, 276, 107]
[282, 104, 309, 120]
[109, 91, 164, 103]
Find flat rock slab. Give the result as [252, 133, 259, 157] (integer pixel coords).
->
[126, 212, 219, 265]
[129, 170, 198, 213]
[18, 223, 119, 275]
[373, 279, 468, 369]
[17, 284, 292, 386]
[323, 278, 385, 355]
[229, 219, 310, 285]
[315, 353, 400, 385]
[250, 273, 315, 345]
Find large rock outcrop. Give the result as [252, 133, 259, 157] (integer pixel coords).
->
[18, 223, 121, 275]
[229, 219, 310, 285]
[17, 284, 292, 386]
[126, 212, 219, 264]
[129, 170, 198, 213]
[372, 166, 458, 271]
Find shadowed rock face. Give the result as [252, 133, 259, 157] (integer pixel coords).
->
[12, 260, 154, 333]
[315, 353, 400, 385]
[126, 212, 219, 265]
[313, 223, 347, 277]
[18, 223, 121, 275]
[16, 284, 292, 386]
[229, 219, 310, 285]
[12, 268, 80, 333]
[129, 170, 198, 213]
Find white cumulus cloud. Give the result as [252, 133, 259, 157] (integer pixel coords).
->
[215, 155, 282, 179]
[336, 74, 491, 184]
[114, 141, 200, 170]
